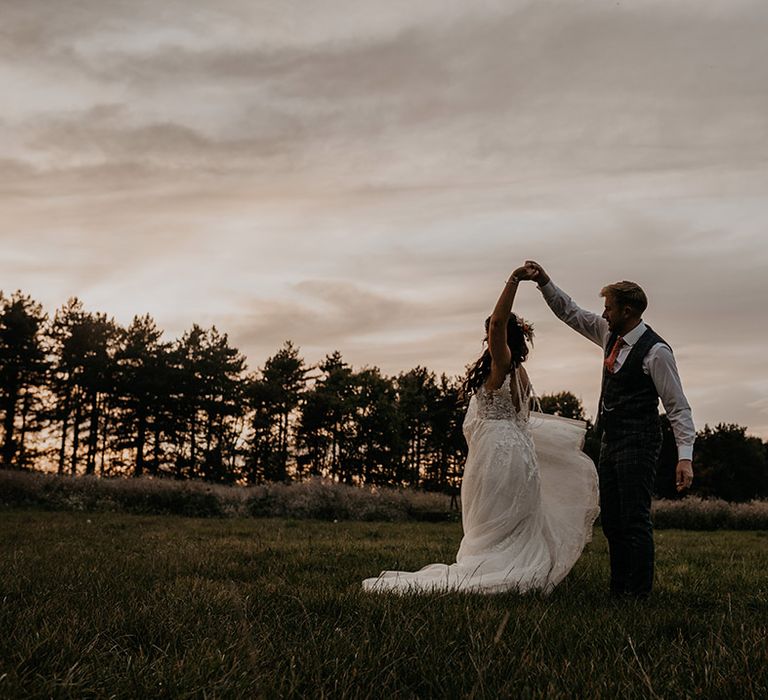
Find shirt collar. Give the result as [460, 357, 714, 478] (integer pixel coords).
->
[622, 321, 647, 347]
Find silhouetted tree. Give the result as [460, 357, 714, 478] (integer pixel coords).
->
[396, 366, 439, 486]
[113, 315, 167, 477]
[79, 313, 118, 475]
[424, 374, 466, 491]
[246, 341, 306, 482]
[170, 325, 247, 482]
[198, 327, 247, 483]
[349, 367, 403, 486]
[538, 391, 586, 421]
[295, 351, 354, 482]
[295, 379, 331, 480]
[49, 300, 117, 476]
[0, 292, 49, 468]
[692, 424, 767, 502]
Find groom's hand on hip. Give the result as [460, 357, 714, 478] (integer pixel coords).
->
[675, 459, 694, 492]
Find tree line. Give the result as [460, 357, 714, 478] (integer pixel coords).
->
[1, 290, 766, 500]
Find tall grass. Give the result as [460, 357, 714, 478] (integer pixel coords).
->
[3, 468, 768, 529]
[652, 496, 768, 530]
[0, 511, 766, 698]
[0, 469, 453, 522]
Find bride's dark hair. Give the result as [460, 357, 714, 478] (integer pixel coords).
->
[461, 313, 533, 401]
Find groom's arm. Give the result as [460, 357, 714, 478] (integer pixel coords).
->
[646, 346, 696, 462]
[537, 280, 610, 349]
[523, 261, 609, 348]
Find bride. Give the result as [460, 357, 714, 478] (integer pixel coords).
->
[362, 266, 599, 594]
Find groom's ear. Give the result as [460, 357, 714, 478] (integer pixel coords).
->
[622, 304, 639, 320]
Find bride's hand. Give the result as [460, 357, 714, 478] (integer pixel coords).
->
[511, 265, 533, 281]
[524, 260, 550, 286]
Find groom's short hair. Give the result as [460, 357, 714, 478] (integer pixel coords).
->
[600, 281, 648, 313]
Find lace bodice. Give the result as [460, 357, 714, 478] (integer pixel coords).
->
[475, 373, 529, 422]
[462, 371, 534, 445]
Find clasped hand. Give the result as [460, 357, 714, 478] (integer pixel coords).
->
[510, 261, 549, 285]
[511, 264, 537, 282]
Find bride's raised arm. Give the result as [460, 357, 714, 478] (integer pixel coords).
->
[486, 266, 530, 387]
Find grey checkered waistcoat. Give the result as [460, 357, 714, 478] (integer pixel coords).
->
[597, 326, 667, 439]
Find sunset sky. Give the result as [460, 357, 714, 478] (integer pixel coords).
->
[2, 0, 767, 438]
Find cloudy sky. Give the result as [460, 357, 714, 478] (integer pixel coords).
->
[2, 0, 767, 438]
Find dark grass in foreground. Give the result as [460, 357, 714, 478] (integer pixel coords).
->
[1, 512, 766, 699]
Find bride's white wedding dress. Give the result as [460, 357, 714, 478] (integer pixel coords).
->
[362, 372, 600, 594]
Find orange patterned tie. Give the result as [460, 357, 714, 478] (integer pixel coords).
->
[604, 336, 624, 373]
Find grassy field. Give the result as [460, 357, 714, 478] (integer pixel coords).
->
[1, 510, 766, 699]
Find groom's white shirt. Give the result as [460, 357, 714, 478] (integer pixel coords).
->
[538, 280, 695, 461]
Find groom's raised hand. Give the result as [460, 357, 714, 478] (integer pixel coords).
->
[512, 265, 534, 281]
[524, 261, 550, 287]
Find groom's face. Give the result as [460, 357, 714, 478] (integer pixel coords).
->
[602, 295, 630, 333]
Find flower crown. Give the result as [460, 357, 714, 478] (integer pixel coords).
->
[517, 317, 535, 343]
[482, 316, 535, 344]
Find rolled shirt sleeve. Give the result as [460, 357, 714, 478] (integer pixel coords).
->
[645, 345, 696, 461]
[539, 281, 695, 460]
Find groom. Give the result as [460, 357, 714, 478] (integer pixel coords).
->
[520, 261, 695, 599]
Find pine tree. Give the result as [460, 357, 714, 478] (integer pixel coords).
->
[348, 367, 403, 486]
[49, 299, 88, 475]
[396, 366, 439, 486]
[425, 374, 466, 491]
[170, 325, 248, 482]
[0, 292, 49, 468]
[113, 315, 167, 477]
[246, 341, 307, 482]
